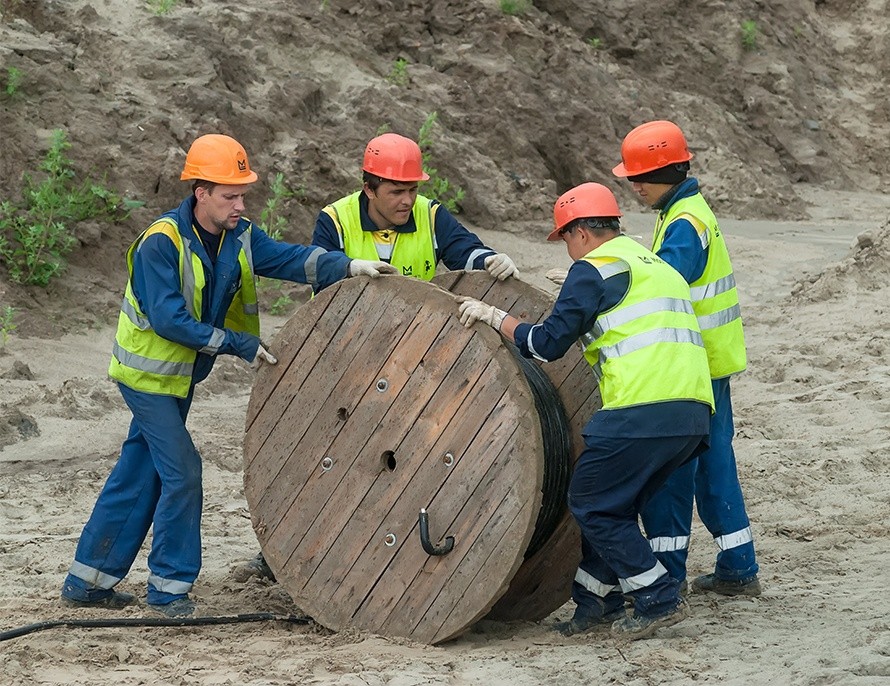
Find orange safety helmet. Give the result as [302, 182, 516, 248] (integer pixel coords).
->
[611, 120, 694, 178]
[362, 133, 430, 182]
[180, 134, 258, 185]
[548, 182, 622, 241]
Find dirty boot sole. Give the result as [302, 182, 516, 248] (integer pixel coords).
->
[61, 591, 136, 610]
[692, 573, 762, 597]
[611, 602, 689, 640]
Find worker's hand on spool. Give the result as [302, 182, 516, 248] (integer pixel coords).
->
[252, 343, 278, 368]
[348, 259, 399, 278]
[545, 268, 568, 286]
[484, 253, 518, 281]
[458, 297, 507, 331]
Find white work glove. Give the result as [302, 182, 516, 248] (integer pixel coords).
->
[484, 253, 518, 281]
[348, 259, 399, 278]
[458, 297, 507, 331]
[545, 268, 569, 286]
[252, 343, 278, 367]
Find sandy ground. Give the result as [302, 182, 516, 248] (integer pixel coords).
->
[2, 187, 890, 685]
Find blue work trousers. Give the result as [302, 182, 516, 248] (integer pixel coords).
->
[62, 383, 202, 605]
[640, 378, 758, 582]
[569, 432, 705, 619]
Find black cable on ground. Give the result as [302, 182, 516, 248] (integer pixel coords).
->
[505, 341, 573, 559]
[0, 613, 311, 642]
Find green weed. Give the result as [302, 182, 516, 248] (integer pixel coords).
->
[4, 66, 22, 97]
[741, 20, 759, 50]
[387, 58, 409, 87]
[500, 0, 531, 16]
[587, 37, 603, 49]
[146, 0, 177, 15]
[417, 112, 465, 214]
[257, 173, 301, 314]
[0, 306, 15, 349]
[0, 129, 140, 287]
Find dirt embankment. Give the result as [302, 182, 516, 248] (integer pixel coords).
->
[0, 0, 888, 336]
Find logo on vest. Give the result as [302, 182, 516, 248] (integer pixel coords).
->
[424, 260, 432, 274]
[402, 265, 413, 276]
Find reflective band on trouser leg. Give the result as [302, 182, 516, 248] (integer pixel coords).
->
[147, 573, 193, 595]
[68, 560, 122, 590]
[575, 566, 618, 598]
[619, 560, 669, 593]
[649, 535, 690, 553]
[714, 526, 753, 551]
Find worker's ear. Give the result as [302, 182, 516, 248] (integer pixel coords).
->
[361, 182, 375, 200]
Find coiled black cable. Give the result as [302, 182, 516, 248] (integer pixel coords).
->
[505, 342, 573, 558]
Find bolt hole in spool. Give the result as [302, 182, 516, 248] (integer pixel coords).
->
[381, 450, 397, 472]
[243, 273, 601, 643]
[337, 407, 349, 420]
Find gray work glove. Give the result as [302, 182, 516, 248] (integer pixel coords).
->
[545, 268, 569, 286]
[348, 259, 399, 278]
[252, 343, 278, 368]
[484, 253, 518, 281]
[457, 297, 507, 330]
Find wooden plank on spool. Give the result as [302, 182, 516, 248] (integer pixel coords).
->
[431, 271, 602, 622]
[243, 276, 543, 644]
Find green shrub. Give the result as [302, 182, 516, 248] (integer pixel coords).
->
[0, 129, 141, 287]
[4, 66, 22, 97]
[387, 58, 409, 87]
[741, 20, 759, 50]
[146, 0, 177, 15]
[257, 173, 301, 314]
[500, 0, 531, 16]
[417, 112, 465, 214]
[0, 306, 15, 349]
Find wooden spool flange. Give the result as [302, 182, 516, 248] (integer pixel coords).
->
[244, 276, 545, 644]
[431, 271, 601, 622]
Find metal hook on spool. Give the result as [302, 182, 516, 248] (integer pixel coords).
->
[418, 508, 454, 556]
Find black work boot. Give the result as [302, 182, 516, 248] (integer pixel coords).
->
[61, 590, 136, 610]
[148, 596, 196, 618]
[611, 600, 689, 640]
[692, 573, 762, 597]
[231, 552, 276, 583]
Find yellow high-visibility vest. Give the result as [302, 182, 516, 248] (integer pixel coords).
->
[108, 219, 259, 397]
[653, 193, 746, 378]
[579, 235, 714, 411]
[322, 191, 439, 280]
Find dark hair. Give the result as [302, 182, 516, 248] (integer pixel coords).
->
[561, 217, 621, 237]
[627, 162, 690, 185]
[192, 179, 218, 195]
[363, 171, 383, 191]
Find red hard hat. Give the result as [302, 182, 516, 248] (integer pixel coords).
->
[612, 120, 694, 178]
[548, 183, 622, 241]
[180, 134, 258, 184]
[362, 133, 430, 182]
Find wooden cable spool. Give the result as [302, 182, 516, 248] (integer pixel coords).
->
[243, 272, 601, 643]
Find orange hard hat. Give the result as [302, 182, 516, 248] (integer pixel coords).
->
[549, 182, 622, 241]
[180, 134, 258, 185]
[362, 133, 430, 182]
[611, 120, 694, 178]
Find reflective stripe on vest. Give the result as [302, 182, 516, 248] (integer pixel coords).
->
[322, 191, 439, 280]
[579, 236, 714, 411]
[652, 193, 746, 378]
[108, 219, 258, 397]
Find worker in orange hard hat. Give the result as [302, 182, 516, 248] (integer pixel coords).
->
[60, 133, 396, 619]
[311, 132, 517, 282]
[613, 120, 761, 599]
[457, 182, 713, 639]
